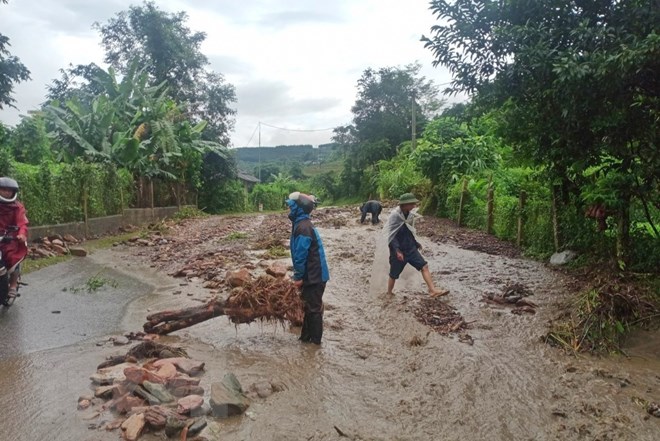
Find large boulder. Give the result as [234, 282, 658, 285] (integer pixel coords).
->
[209, 373, 251, 418]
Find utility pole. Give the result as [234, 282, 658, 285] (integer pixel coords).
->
[411, 90, 417, 150]
[258, 122, 261, 182]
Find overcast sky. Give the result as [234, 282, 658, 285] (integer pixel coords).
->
[0, 0, 465, 147]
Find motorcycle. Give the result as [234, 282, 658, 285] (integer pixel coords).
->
[0, 226, 23, 307]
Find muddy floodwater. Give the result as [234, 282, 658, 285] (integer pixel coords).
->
[0, 210, 658, 441]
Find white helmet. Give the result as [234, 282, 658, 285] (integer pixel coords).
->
[0, 177, 19, 203]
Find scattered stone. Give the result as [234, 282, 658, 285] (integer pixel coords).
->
[210, 373, 251, 418]
[177, 394, 204, 415]
[165, 416, 188, 438]
[226, 268, 252, 287]
[104, 418, 125, 431]
[550, 250, 578, 265]
[154, 363, 178, 380]
[167, 374, 201, 389]
[251, 381, 274, 399]
[266, 262, 287, 278]
[113, 394, 146, 414]
[94, 385, 119, 399]
[648, 402, 660, 418]
[188, 419, 207, 437]
[133, 386, 162, 405]
[50, 244, 68, 254]
[81, 410, 101, 420]
[172, 385, 205, 398]
[90, 362, 135, 385]
[124, 366, 166, 385]
[143, 381, 175, 403]
[63, 234, 78, 243]
[112, 336, 130, 346]
[121, 412, 146, 441]
[69, 247, 88, 257]
[77, 399, 91, 410]
[144, 406, 171, 429]
[51, 239, 65, 247]
[154, 357, 205, 376]
[78, 393, 94, 402]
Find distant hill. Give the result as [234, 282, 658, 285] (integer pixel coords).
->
[233, 143, 339, 165]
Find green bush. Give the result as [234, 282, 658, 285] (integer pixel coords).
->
[199, 179, 247, 214]
[12, 160, 133, 226]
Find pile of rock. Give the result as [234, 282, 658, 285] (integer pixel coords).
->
[29, 234, 87, 258]
[79, 342, 252, 440]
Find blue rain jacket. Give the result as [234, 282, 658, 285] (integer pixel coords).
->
[287, 200, 329, 284]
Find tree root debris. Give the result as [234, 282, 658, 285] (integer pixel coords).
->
[413, 297, 470, 337]
[482, 282, 537, 313]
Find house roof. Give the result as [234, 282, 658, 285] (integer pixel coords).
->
[237, 171, 260, 183]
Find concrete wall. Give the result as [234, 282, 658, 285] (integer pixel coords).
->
[28, 206, 189, 240]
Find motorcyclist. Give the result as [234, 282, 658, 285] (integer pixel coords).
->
[0, 177, 29, 303]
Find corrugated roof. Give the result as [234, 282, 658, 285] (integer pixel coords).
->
[237, 171, 260, 183]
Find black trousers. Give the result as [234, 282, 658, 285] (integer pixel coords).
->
[300, 282, 326, 344]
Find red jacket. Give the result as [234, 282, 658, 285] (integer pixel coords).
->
[0, 201, 29, 268]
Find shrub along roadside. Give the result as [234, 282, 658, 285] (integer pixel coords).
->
[10, 159, 133, 226]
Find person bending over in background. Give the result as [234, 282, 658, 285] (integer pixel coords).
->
[360, 200, 383, 225]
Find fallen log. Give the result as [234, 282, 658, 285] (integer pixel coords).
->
[144, 299, 226, 335]
[143, 276, 305, 335]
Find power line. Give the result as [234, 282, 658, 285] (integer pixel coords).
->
[259, 122, 335, 132]
[243, 123, 260, 148]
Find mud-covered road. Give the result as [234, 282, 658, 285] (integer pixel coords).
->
[1, 208, 658, 440]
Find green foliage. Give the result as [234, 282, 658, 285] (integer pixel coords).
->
[309, 171, 341, 202]
[8, 114, 52, 164]
[12, 160, 132, 226]
[226, 231, 248, 240]
[249, 183, 292, 211]
[69, 272, 118, 294]
[0, 20, 31, 109]
[199, 179, 247, 214]
[94, 0, 236, 145]
[424, 0, 660, 266]
[332, 63, 443, 197]
[171, 206, 208, 221]
[375, 144, 431, 200]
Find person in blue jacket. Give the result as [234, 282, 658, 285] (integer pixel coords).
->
[286, 192, 329, 345]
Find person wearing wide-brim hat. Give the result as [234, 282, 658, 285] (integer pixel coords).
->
[383, 192, 449, 297]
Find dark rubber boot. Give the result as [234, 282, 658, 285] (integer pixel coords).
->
[299, 314, 311, 342]
[308, 313, 323, 345]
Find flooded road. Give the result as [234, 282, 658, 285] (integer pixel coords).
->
[0, 210, 658, 440]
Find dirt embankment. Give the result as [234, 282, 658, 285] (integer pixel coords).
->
[108, 207, 660, 441]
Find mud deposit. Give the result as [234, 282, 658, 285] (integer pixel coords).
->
[0, 208, 658, 440]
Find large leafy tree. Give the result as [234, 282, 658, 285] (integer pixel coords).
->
[423, 0, 660, 263]
[9, 113, 52, 164]
[0, 0, 30, 109]
[333, 63, 441, 196]
[94, 1, 236, 145]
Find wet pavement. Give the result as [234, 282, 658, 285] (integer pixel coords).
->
[0, 211, 658, 441]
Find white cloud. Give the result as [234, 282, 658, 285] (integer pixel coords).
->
[0, 0, 466, 147]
